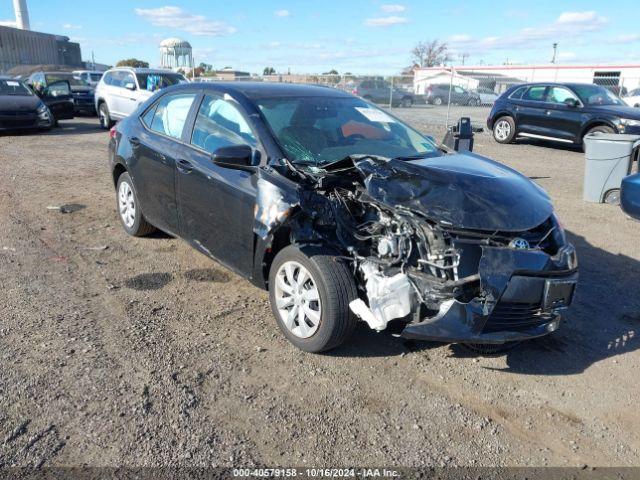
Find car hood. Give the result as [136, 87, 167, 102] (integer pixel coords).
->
[587, 104, 640, 118]
[353, 153, 554, 232]
[0, 94, 41, 112]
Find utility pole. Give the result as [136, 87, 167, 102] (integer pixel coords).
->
[551, 43, 558, 64]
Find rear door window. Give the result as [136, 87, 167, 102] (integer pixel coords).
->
[148, 93, 197, 139]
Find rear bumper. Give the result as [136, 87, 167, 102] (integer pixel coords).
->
[401, 244, 578, 344]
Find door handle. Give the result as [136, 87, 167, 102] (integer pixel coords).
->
[176, 159, 193, 174]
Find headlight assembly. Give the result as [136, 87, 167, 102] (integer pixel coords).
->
[620, 118, 640, 127]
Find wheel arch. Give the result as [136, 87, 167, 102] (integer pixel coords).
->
[489, 111, 514, 130]
[580, 119, 617, 139]
[112, 162, 128, 188]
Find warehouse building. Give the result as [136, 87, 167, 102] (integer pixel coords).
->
[0, 25, 83, 73]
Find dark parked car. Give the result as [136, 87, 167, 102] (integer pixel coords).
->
[0, 75, 58, 131]
[109, 82, 577, 353]
[488, 82, 640, 149]
[425, 83, 480, 106]
[351, 79, 414, 107]
[28, 71, 95, 114]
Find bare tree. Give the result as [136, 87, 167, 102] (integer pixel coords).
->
[411, 40, 449, 68]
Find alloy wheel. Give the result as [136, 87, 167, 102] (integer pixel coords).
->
[118, 180, 136, 228]
[274, 261, 321, 339]
[494, 119, 511, 141]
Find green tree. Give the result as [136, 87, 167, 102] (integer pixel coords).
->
[116, 58, 149, 68]
[263, 67, 276, 75]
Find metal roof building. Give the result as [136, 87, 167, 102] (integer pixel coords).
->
[0, 25, 82, 73]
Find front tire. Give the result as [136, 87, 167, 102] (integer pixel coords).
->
[581, 125, 615, 152]
[432, 96, 443, 106]
[401, 97, 413, 108]
[99, 102, 114, 130]
[268, 245, 358, 353]
[116, 172, 156, 237]
[493, 116, 516, 144]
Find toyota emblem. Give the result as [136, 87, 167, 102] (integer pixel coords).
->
[509, 238, 530, 250]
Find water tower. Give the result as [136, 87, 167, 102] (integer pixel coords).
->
[159, 37, 193, 70]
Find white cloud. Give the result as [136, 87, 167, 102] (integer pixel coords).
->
[274, 9, 291, 17]
[556, 11, 605, 25]
[63, 23, 83, 30]
[558, 51, 576, 60]
[363, 16, 408, 27]
[612, 33, 640, 43]
[380, 4, 406, 13]
[447, 10, 608, 58]
[0, 19, 16, 27]
[135, 6, 236, 36]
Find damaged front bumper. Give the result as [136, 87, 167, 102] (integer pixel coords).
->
[400, 244, 578, 344]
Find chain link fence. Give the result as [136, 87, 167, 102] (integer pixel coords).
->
[197, 69, 640, 138]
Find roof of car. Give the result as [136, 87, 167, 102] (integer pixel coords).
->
[511, 82, 606, 89]
[108, 67, 182, 74]
[188, 81, 353, 100]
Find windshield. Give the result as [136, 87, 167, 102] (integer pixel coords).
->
[256, 96, 440, 165]
[572, 84, 625, 106]
[136, 73, 187, 92]
[45, 73, 88, 87]
[0, 79, 33, 96]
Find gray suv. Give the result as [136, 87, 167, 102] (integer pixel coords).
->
[425, 84, 481, 106]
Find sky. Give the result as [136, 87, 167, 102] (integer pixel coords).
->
[1, 0, 639, 74]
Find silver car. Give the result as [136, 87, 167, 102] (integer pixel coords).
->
[94, 67, 188, 129]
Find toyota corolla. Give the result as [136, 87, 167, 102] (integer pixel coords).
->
[108, 82, 578, 353]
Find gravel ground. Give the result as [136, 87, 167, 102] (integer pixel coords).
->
[0, 111, 639, 469]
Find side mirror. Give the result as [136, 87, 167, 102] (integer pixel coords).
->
[211, 145, 256, 170]
[564, 98, 579, 108]
[124, 82, 136, 91]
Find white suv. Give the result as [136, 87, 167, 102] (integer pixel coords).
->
[95, 68, 188, 129]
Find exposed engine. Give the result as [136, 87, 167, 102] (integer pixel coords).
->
[256, 154, 575, 337]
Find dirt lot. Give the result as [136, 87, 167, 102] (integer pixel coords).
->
[1, 111, 639, 468]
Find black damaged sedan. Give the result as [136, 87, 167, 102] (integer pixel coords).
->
[108, 82, 578, 353]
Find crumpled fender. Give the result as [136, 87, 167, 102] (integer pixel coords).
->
[253, 168, 301, 240]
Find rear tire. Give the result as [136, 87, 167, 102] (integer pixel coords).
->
[268, 245, 358, 353]
[99, 102, 114, 130]
[492, 116, 516, 144]
[468, 98, 480, 106]
[116, 172, 156, 237]
[432, 96, 443, 106]
[401, 97, 413, 108]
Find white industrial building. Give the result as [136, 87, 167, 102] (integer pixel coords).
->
[414, 64, 640, 95]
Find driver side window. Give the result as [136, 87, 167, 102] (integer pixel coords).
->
[191, 95, 257, 153]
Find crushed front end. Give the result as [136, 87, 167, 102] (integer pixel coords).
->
[257, 154, 578, 345]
